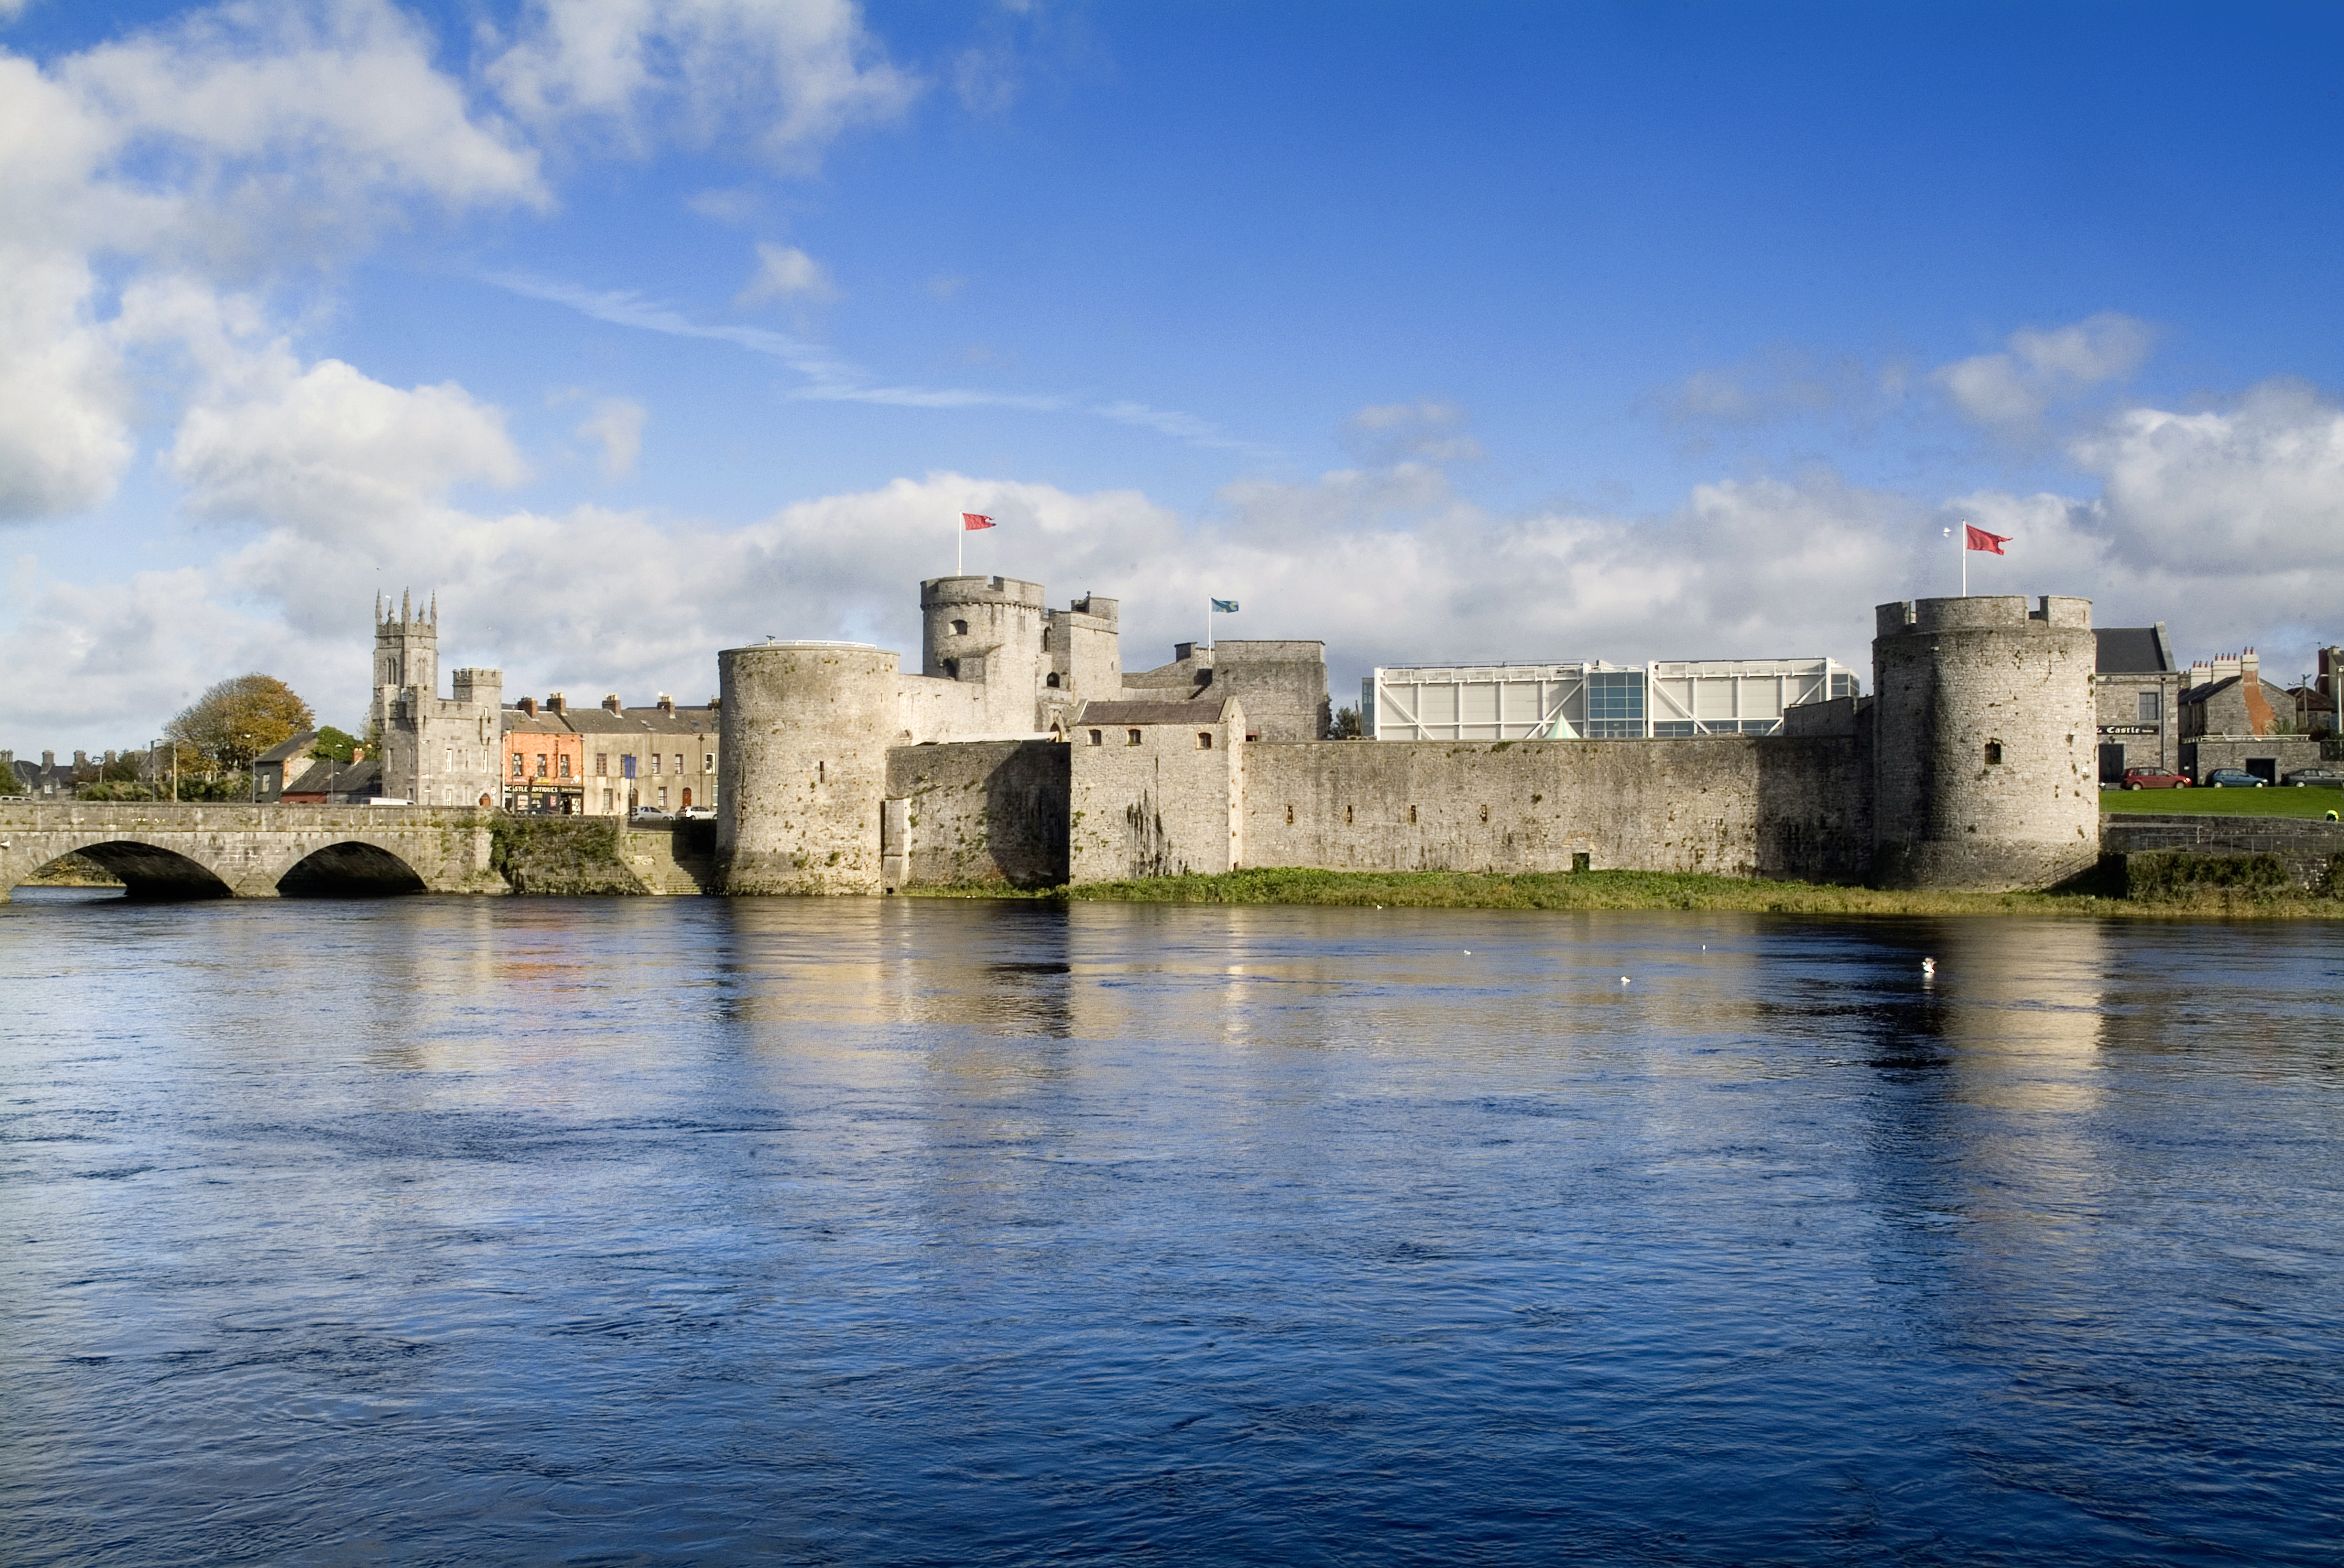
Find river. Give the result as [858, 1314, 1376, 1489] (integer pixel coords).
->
[3, 891, 2339, 1564]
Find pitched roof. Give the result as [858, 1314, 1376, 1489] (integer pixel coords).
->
[2094, 627, 2174, 674]
[259, 731, 319, 763]
[283, 757, 381, 795]
[1074, 698, 1237, 726]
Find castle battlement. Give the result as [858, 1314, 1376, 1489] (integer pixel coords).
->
[1878, 594, 2093, 636]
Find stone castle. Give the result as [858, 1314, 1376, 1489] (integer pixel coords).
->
[714, 576, 2101, 895]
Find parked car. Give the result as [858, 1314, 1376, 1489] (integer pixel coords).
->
[2281, 766, 2344, 787]
[2201, 768, 2267, 788]
[2117, 766, 2190, 789]
[680, 806, 716, 819]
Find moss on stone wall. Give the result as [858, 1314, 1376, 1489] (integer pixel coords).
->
[488, 816, 646, 895]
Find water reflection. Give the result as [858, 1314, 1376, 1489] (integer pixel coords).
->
[2, 892, 2339, 1566]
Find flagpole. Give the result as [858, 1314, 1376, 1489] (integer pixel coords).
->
[957, 516, 963, 577]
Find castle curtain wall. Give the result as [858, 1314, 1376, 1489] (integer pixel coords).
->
[1235, 736, 1871, 881]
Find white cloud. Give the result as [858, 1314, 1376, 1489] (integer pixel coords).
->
[736, 241, 835, 305]
[0, 2, 545, 526]
[0, 252, 134, 518]
[576, 396, 647, 478]
[1341, 400, 1484, 464]
[489, 0, 920, 168]
[2073, 379, 2344, 573]
[167, 344, 528, 534]
[1933, 311, 2154, 425]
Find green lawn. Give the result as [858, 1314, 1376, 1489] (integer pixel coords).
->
[1052, 865, 2339, 917]
[2100, 784, 2344, 818]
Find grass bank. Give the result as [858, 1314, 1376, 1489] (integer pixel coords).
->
[1043, 865, 2342, 918]
[2100, 785, 2343, 818]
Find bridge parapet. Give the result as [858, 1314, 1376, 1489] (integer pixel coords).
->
[0, 802, 506, 900]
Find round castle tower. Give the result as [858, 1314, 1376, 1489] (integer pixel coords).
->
[1871, 595, 2098, 889]
[922, 576, 1048, 733]
[717, 642, 899, 894]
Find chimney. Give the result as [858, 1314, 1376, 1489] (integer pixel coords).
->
[519, 696, 537, 716]
[657, 693, 674, 714]
[548, 692, 566, 715]
[352, 746, 364, 762]
[75, 750, 88, 770]
[2241, 648, 2259, 683]
[604, 694, 623, 713]
[43, 750, 55, 768]
[707, 696, 721, 711]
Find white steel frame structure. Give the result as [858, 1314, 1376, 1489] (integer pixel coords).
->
[1366, 658, 1858, 741]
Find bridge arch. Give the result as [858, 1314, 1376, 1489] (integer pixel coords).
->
[274, 840, 428, 897]
[18, 840, 234, 900]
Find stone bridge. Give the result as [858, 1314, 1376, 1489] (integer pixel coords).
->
[0, 803, 506, 900]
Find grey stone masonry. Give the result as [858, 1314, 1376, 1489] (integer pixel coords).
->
[1871, 595, 2099, 890]
[0, 802, 504, 900]
[2101, 814, 2344, 891]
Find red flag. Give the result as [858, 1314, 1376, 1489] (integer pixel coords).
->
[961, 513, 996, 531]
[1964, 524, 2011, 555]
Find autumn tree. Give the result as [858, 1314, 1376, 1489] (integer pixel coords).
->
[166, 675, 316, 777]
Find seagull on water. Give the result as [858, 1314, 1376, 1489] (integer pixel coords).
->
[1921, 957, 1937, 977]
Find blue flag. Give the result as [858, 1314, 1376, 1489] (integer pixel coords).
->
[1211, 598, 1239, 613]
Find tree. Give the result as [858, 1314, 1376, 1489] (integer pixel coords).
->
[1331, 704, 1364, 740]
[166, 675, 316, 777]
[312, 726, 359, 762]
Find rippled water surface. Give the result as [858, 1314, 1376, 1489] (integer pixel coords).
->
[3, 892, 2340, 1565]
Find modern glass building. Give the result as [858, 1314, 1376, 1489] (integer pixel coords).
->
[1363, 658, 1860, 742]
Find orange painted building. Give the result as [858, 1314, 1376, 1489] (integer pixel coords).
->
[504, 701, 586, 812]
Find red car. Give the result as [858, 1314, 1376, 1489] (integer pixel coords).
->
[2119, 766, 2190, 789]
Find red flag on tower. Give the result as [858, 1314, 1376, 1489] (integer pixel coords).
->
[962, 513, 996, 531]
[1964, 524, 2011, 555]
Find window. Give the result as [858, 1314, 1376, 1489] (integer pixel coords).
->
[1346, 805, 1355, 825]
[1479, 805, 1489, 823]
[535, 754, 548, 777]
[443, 747, 451, 772]
[1127, 729, 1143, 746]
[704, 753, 715, 773]
[673, 755, 684, 776]
[1408, 805, 1417, 824]
[658, 787, 668, 809]
[1046, 672, 1060, 688]
[951, 619, 968, 636]
[596, 753, 608, 776]
[1197, 732, 1213, 749]
[622, 754, 637, 779]
[2138, 691, 2160, 723]
[943, 658, 960, 679]
[511, 752, 524, 777]
[1585, 670, 1646, 739]
[1285, 804, 1294, 824]
[558, 755, 571, 778]
[651, 753, 662, 775]
[1984, 741, 2004, 766]
[1088, 730, 1103, 746]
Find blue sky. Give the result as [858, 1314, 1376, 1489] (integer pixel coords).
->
[5, 0, 2341, 747]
